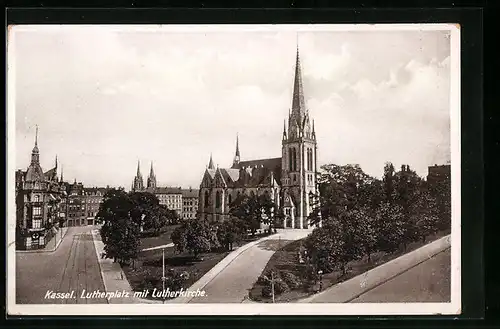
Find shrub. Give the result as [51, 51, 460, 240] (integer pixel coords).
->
[274, 279, 289, 294]
[280, 270, 301, 289]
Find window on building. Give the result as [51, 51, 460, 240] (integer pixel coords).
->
[33, 195, 40, 202]
[215, 191, 222, 208]
[32, 219, 42, 229]
[288, 149, 293, 171]
[33, 206, 42, 216]
[204, 191, 209, 207]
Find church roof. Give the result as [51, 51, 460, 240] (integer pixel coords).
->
[214, 157, 282, 188]
[44, 167, 57, 180]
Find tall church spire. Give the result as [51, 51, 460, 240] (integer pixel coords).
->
[291, 44, 307, 120]
[132, 160, 144, 191]
[232, 134, 241, 168]
[136, 160, 142, 177]
[61, 165, 64, 182]
[208, 153, 215, 169]
[147, 161, 157, 189]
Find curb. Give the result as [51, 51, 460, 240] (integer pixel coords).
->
[165, 232, 283, 304]
[91, 228, 149, 304]
[15, 227, 70, 254]
[299, 234, 451, 303]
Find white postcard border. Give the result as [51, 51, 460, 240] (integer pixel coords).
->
[7, 23, 461, 316]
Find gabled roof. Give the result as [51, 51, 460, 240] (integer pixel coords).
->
[181, 188, 199, 198]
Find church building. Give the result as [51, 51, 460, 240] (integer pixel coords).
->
[198, 47, 319, 229]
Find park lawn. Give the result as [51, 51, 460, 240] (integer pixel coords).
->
[249, 228, 451, 303]
[124, 229, 275, 301]
[139, 224, 180, 250]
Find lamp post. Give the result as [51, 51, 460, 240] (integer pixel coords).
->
[162, 247, 166, 304]
[318, 269, 323, 291]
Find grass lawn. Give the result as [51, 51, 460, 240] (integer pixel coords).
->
[139, 224, 180, 250]
[249, 228, 451, 303]
[123, 229, 275, 301]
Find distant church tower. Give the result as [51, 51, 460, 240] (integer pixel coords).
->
[281, 45, 318, 229]
[147, 161, 157, 189]
[132, 160, 144, 192]
[231, 134, 240, 168]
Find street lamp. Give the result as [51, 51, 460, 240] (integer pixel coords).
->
[161, 247, 166, 304]
[318, 270, 323, 291]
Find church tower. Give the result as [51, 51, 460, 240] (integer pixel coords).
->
[132, 160, 144, 192]
[231, 134, 240, 168]
[147, 161, 157, 189]
[281, 45, 318, 229]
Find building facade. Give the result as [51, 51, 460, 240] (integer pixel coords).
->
[15, 128, 66, 250]
[83, 187, 108, 225]
[131, 161, 184, 216]
[427, 164, 451, 185]
[198, 48, 319, 229]
[182, 188, 199, 219]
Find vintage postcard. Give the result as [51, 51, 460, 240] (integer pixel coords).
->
[7, 24, 461, 315]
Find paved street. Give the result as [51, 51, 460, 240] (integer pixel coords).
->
[350, 248, 451, 303]
[191, 229, 312, 303]
[16, 226, 108, 304]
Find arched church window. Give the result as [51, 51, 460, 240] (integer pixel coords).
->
[228, 194, 232, 205]
[291, 148, 297, 171]
[204, 191, 209, 208]
[215, 191, 222, 208]
[288, 149, 293, 171]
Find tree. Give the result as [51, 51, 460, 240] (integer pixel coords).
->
[374, 202, 405, 253]
[97, 189, 141, 265]
[228, 193, 276, 236]
[171, 217, 220, 258]
[394, 165, 423, 249]
[382, 162, 396, 203]
[413, 188, 440, 242]
[308, 164, 377, 226]
[304, 221, 344, 274]
[216, 216, 245, 251]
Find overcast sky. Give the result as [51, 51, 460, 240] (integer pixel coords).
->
[11, 25, 452, 189]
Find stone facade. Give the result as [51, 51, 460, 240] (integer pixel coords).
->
[15, 128, 66, 250]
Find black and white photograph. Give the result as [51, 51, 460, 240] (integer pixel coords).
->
[7, 24, 461, 315]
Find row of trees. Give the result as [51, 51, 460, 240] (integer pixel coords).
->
[97, 189, 178, 265]
[171, 193, 282, 257]
[305, 163, 451, 276]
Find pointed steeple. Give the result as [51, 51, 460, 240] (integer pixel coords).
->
[291, 44, 307, 119]
[232, 134, 241, 168]
[35, 125, 38, 147]
[147, 161, 157, 189]
[60, 165, 64, 182]
[208, 153, 215, 169]
[55, 155, 58, 168]
[136, 160, 142, 177]
[312, 119, 316, 139]
[30, 125, 40, 165]
[149, 161, 155, 178]
[287, 42, 311, 140]
[235, 133, 240, 158]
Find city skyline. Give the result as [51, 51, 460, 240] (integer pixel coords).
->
[12, 25, 452, 188]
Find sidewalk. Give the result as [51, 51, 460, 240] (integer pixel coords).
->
[167, 229, 312, 304]
[91, 228, 160, 304]
[16, 226, 70, 253]
[299, 234, 451, 303]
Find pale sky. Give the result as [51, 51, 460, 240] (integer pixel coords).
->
[11, 25, 452, 189]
